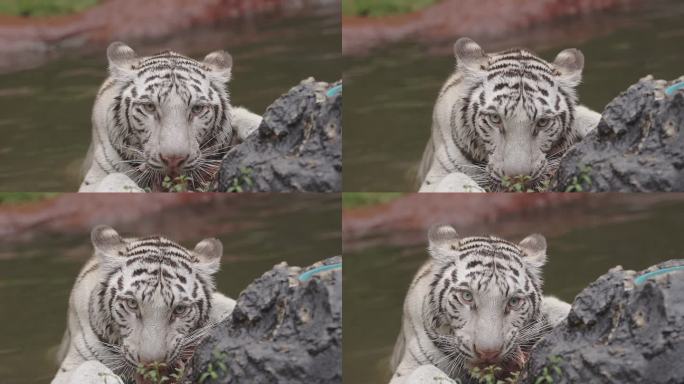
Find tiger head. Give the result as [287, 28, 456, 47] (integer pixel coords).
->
[453, 37, 585, 189]
[91, 225, 222, 373]
[425, 225, 549, 376]
[105, 42, 235, 186]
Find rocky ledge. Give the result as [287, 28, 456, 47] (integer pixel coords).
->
[552, 76, 684, 192]
[216, 78, 342, 192]
[522, 259, 684, 383]
[184, 256, 342, 384]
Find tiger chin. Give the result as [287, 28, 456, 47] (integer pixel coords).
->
[389, 225, 571, 384]
[417, 37, 602, 192]
[79, 42, 263, 193]
[51, 226, 236, 384]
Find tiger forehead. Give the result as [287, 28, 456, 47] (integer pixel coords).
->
[488, 49, 553, 69]
[455, 237, 524, 259]
[124, 236, 198, 262]
[132, 52, 209, 73]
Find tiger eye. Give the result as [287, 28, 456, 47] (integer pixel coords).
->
[508, 297, 523, 309]
[125, 298, 138, 310]
[488, 114, 502, 124]
[537, 118, 550, 128]
[191, 104, 207, 115]
[459, 291, 474, 303]
[142, 102, 156, 113]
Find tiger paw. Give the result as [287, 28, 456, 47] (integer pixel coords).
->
[405, 365, 456, 384]
[419, 172, 485, 192]
[93, 173, 144, 193]
[69, 361, 124, 384]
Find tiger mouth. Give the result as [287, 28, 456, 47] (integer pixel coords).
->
[131, 358, 188, 384]
[138, 162, 221, 191]
[467, 348, 530, 378]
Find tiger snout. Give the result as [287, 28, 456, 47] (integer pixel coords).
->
[474, 346, 503, 364]
[159, 153, 190, 176]
[490, 151, 546, 187]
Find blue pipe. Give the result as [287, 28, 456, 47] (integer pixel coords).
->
[298, 262, 342, 282]
[634, 265, 684, 285]
[665, 82, 684, 96]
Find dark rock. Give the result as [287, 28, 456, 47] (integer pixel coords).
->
[551, 76, 684, 192]
[217, 78, 342, 192]
[184, 256, 342, 384]
[521, 259, 684, 384]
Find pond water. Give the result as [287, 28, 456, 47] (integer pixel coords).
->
[0, 194, 341, 383]
[343, 0, 684, 191]
[343, 197, 684, 383]
[0, 4, 341, 192]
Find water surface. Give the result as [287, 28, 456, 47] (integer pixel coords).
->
[0, 5, 341, 191]
[343, 0, 684, 191]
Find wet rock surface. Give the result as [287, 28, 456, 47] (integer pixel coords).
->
[522, 259, 684, 384]
[185, 256, 342, 384]
[217, 78, 342, 192]
[552, 76, 684, 192]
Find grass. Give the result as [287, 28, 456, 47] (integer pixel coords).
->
[342, 0, 440, 17]
[198, 349, 229, 383]
[342, 192, 404, 208]
[499, 176, 551, 193]
[161, 175, 194, 193]
[564, 165, 593, 192]
[0, 0, 99, 16]
[0, 193, 58, 204]
[225, 167, 254, 193]
[465, 356, 563, 384]
[469, 366, 520, 384]
[136, 362, 184, 384]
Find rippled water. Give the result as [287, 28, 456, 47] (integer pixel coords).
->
[0, 194, 340, 383]
[0, 5, 341, 192]
[343, 0, 684, 191]
[343, 197, 684, 383]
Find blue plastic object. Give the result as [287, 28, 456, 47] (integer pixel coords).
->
[326, 84, 342, 98]
[298, 262, 342, 282]
[665, 82, 684, 96]
[634, 265, 684, 285]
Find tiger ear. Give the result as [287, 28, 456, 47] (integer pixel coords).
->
[106, 42, 138, 81]
[193, 238, 223, 275]
[203, 50, 233, 82]
[552, 48, 584, 87]
[453, 37, 488, 76]
[91, 225, 127, 270]
[427, 224, 460, 263]
[518, 234, 547, 270]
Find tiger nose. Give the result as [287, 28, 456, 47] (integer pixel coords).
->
[475, 347, 502, 362]
[159, 154, 188, 170]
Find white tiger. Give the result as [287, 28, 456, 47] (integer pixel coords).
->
[418, 38, 601, 192]
[79, 42, 263, 192]
[52, 226, 236, 384]
[389, 225, 571, 384]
